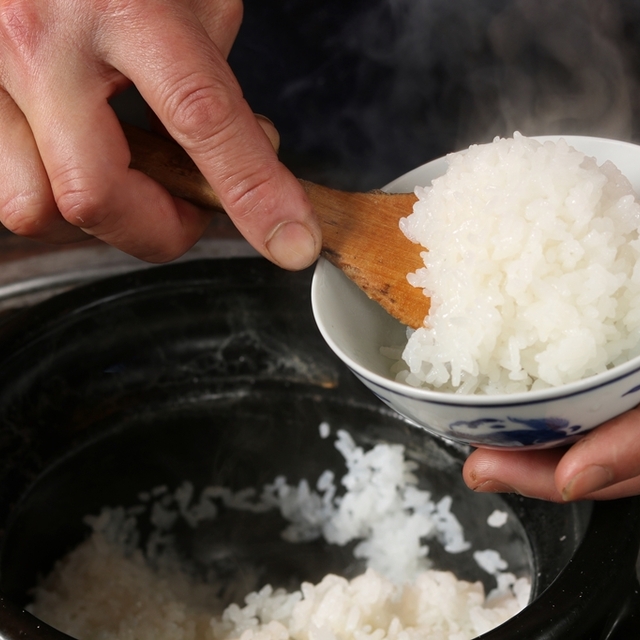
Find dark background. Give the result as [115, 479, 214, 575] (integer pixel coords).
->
[229, 0, 640, 189]
[115, 0, 640, 190]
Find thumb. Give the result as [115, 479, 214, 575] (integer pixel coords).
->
[183, 102, 320, 271]
[555, 407, 640, 501]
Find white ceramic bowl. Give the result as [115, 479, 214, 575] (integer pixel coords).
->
[311, 136, 640, 449]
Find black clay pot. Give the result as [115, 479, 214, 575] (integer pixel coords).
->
[0, 258, 639, 640]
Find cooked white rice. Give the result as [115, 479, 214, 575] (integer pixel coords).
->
[487, 510, 509, 529]
[396, 133, 640, 394]
[28, 429, 530, 640]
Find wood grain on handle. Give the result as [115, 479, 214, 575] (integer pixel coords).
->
[123, 123, 224, 213]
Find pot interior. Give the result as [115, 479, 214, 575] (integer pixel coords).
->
[1, 385, 542, 605]
[0, 258, 613, 638]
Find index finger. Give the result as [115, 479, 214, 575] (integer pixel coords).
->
[463, 447, 566, 502]
[107, 4, 321, 270]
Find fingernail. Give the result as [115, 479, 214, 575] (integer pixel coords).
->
[561, 465, 613, 502]
[255, 114, 280, 151]
[255, 113, 275, 127]
[266, 221, 319, 270]
[472, 480, 518, 494]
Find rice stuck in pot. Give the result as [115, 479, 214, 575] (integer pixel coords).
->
[394, 133, 640, 394]
[27, 427, 529, 640]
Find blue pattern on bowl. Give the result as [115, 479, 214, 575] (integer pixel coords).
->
[449, 417, 583, 447]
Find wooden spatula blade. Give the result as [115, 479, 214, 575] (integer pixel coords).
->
[301, 182, 428, 329]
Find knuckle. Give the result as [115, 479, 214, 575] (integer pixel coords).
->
[225, 172, 279, 222]
[163, 71, 242, 145]
[0, 188, 51, 236]
[52, 167, 106, 228]
[0, 0, 46, 59]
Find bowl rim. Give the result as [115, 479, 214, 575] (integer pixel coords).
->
[311, 134, 640, 407]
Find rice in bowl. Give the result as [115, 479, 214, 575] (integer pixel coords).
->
[394, 133, 640, 395]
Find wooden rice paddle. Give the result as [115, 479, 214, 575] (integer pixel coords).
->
[122, 124, 428, 329]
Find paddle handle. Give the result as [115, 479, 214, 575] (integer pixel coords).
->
[121, 123, 427, 328]
[122, 123, 225, 213]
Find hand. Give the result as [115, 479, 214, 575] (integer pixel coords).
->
[0, 0, 321, 269]
[463, 406, 640, 501]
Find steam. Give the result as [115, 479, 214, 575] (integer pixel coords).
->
[235, 0, 640, 189]
[475, 0, 637, 144]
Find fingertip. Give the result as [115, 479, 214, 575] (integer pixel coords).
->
[132, 201, 212, 263]
[462, 448, 502, 488]
[108, 177, 213, 263]
[462, 453, 518, 494]
[220, 164, 322, 270]
[463, 447, 566, 502]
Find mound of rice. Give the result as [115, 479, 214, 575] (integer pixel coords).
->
[27, 428, 530, 640]
[396, 133, 640, 394]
